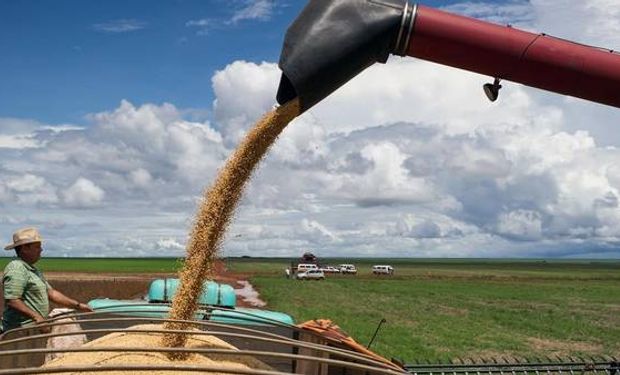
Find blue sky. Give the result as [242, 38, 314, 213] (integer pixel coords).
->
[1, 0, 293, 123]
[1, 0, 619, 258]
[0, 0, 502, 124]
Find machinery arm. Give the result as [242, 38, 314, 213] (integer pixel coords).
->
[276, 0, 620, 112]
[409, 5, 620, 108]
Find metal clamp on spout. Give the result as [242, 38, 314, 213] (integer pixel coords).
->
[394, 2, 417, 56]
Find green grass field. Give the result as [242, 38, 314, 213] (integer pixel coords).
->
[228, 258, 620, 362]
[0, 257, 181, 273]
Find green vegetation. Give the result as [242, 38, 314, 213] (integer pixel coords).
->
[0, 257, 181, 273]
[230, 258, 620, 361]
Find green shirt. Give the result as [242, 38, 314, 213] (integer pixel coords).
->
[2, 259, 51, 331]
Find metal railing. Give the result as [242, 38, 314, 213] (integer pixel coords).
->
[0, 305, 408, 374]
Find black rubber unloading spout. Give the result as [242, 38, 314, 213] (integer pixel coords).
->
[276, 0, 414, 112]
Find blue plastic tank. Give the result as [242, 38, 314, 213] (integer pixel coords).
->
[219, 283, 236, 307]
[87, 298, 294, 325]
[147, 278, 236, 308]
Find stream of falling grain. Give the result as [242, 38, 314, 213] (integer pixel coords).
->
[161, 99, 300, 359]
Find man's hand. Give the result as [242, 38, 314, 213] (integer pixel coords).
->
[34, 315, 52, 334]
[48, 289, 95, 312]
[6, 299, 52, 333]
[76, 302, 94, 313]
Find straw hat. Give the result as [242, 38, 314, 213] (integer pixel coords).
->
[4, 227, 43, 250]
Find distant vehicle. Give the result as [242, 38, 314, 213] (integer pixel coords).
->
[300, 251, 318, 263]
[296, 269, 325, 280]
[372, 265, 394, 275]
[296, 263, 318, 272]
[339, 264, 357, 274]
[320, 266, 340, 273]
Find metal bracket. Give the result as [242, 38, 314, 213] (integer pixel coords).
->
[394, 2, 417, 56]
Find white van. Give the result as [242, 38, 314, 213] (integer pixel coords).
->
[339, 264, 357, 274]
[297, 263, 318, 272]
[372, 265, 394, 275]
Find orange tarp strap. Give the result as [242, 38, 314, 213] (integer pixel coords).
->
[297, 319, 405, 372]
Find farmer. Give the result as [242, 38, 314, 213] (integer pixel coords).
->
[1, 227, 94, 333]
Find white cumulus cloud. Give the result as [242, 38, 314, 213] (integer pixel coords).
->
[212, 61, 281, 146]
[62, 178, 105, 208]
[1, 0, 619, 257]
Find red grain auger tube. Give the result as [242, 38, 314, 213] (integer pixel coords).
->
[276, 0, 620, 112]
[407, 4, 620, 108]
